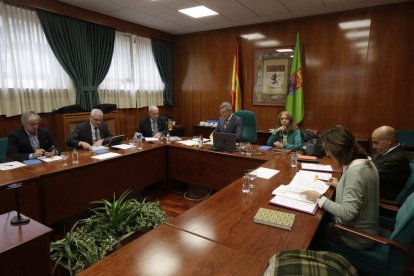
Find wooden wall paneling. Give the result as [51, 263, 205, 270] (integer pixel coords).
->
[172, 2, 414, 140]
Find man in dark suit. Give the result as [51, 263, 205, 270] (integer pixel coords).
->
[66, 109, 112, 149]
[213, 102, 243, 141]
[135, 106, 167, 138]
[7, 111, 60, 161]
[371, 126, 410, 200]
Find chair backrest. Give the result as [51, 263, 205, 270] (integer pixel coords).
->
[391, 192, 414, 245]
[234, 110, 257, 143]
[0, 137, 8, 163]
[396, 162, 414, 204]
[396, 130, 414, 150]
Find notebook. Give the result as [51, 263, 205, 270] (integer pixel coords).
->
[211, 132, 236, 151]
[253, 207, 295, 230]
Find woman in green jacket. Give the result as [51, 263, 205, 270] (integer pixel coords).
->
[267, 111, 302, 151]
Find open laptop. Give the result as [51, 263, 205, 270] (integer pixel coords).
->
[211, 132, 236, 151]
[105, 134, 125, 147]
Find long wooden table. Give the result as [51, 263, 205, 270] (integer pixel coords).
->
[1, 139, 338, 275]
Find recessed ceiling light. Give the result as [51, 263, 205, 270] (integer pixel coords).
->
[240, 33, 265, 41]
[178, 6, 218, 18]
[338, 19, 371, 30]
[276, 49, 294, 53]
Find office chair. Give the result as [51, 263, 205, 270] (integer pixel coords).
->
[0, 137, 8, 163]
[234, 110, 257, 143]
[396, 130, 414, 151]
[327, 192, 414, 276]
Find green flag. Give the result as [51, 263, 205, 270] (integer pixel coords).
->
[285, 32, 304, 124]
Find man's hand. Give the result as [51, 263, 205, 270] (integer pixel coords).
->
[79, 141, 91, 149]
[44, 148, 56, 157]
[33, 149, 45, 158]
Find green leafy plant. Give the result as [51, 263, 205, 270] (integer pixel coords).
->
[50, 190, 168, 275]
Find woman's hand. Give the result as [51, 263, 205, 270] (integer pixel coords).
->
[276, 126, 287, 133]
[273, 141, 283, 148]
[327, 177, 338, 188]
[300, 190, 321, 203]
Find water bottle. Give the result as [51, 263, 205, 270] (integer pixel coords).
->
[72, 148, 79, 164]
[242, 174, 250, 193]
[291, 151, 298, 167]
[198, 135, 203, 148]
[166, 132, 171, 144]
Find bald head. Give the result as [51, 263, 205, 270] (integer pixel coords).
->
[148, 106, 159, 121]
[371, 126, 398, 154]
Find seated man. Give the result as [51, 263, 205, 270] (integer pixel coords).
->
[135, 105, 167, 138]
[213, 102, 243, 141]
[66, 109, 112, 149]
[8, 111, 60, 161]
[371, 126, 410, 200]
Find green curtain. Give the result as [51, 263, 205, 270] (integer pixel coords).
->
[36, 10, 115, 111]
[151, 39, 173, 106]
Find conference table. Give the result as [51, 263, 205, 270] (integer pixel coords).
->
[1, 138, 338, 275]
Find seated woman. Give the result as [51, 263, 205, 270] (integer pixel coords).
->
[301, 125, 379, 250]
[266, 111, 302, 151]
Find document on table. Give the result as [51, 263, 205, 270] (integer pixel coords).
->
[144, 137, 159, 142]
[269, 195, 318, 215]
[38, 156, 63, 162]
[253, 167, 280, 179]
[288, 171, 330, 194]
[0, 161, 26, 171]
[91, 152, 121, 160]
[272, 185, 315, 204]
[111, 144, 134, 150]
[177, 140, 198, 146]
[301, 163, 334, 172]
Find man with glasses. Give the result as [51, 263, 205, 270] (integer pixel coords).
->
[134, 106, 167, 138]
[7, 111, 61, 161]
[67, 109, 112, 149]
[371, 125, 410, 200]
[213, 102, 243, 141]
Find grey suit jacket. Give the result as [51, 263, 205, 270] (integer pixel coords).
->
[213, 114, 243, 141]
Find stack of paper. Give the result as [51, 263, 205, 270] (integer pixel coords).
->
[252, 167, 280, 179]
[269, 170, 331, 215]
[0, 161, 26, 171]
[301, 163, 334, 172]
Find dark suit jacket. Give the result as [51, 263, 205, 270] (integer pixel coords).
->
[136, 117, 167, 137]
[7, 127, 61, 161]
[372, 145, 410, 200]
[66, 121, 112, 149]
[213, 114, 243, 141]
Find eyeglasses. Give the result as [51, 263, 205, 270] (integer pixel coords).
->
[91, 117, 103, 122]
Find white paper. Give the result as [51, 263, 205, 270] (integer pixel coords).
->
[288, 171, 330, 194]
[297, 170, 332, 181]
[91, 152, 121, 160]
[270, 195, 318, 214]
[169, 136, 182, 141]
[253, 167, 280, 179]
[177, 140, 198, 146]
[144, 137, 159, 142]
[0, 161, 26, 171]
[90, 146, 109, 151]
[272, 185, 315, 203]
[111, 144, 134, 150]
[301, 163, 334, 172]
[38, 156, 63, 162]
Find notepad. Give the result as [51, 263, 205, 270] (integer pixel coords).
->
[23, 159, 42, 165]
[253, 207, 295, 230]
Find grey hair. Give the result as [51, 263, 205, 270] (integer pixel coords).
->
[21, 111, 41, 125]
[90, 109, 103, 117]
[148, 105, 159, 112]
[220, 102, 233, 111]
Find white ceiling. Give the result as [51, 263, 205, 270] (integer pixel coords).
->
[58, 0, 408, 34]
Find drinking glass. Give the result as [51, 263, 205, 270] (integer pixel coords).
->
[240, 142, 246, 154]
[61, 151, 69, 166]
[245, 142, 252, 156]
[246, 169, 257, 189]
[242, 174, 250, 193]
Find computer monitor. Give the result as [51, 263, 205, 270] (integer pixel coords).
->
[212, 132, 236, 151]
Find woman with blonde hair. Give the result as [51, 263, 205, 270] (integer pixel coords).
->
[266, 111, 302, 151]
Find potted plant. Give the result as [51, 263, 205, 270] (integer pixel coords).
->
[50, 191, 167, 275]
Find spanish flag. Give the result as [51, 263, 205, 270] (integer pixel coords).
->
[231, 38, 242, 111]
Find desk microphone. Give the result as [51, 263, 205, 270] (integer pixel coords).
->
[7, 183, 30, 225]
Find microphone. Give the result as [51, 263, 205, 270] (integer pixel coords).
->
[7, 183, 30, 225]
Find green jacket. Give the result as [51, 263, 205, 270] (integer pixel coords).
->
[266, 128, 302, 151]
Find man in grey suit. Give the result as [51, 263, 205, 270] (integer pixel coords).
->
[66, 109, 112, 149]
[213, 102, 243, 141]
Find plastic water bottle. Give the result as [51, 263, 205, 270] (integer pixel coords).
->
[72, 148, 79, 164]
[291, 151, 298, 167]
[198, 135, 203, 148]
[166, 133, 171, 144]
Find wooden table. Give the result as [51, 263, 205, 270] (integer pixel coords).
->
[0, 211, 52, 276]
[170, 155, 337, 261]
[79, 224, 267, 276]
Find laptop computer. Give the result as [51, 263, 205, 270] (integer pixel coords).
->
[105, 135, 125, 147]
[211, 132, 236, 151]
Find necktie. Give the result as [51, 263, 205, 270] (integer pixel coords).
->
[224, 119, 228, 129]
[95, 128, 101, 140]
[152, 120, 158, 135]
